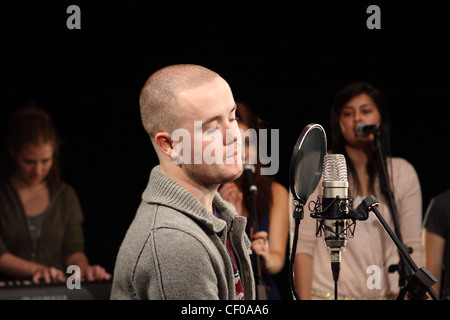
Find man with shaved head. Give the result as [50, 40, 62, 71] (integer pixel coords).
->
[111, 64, 255, 300]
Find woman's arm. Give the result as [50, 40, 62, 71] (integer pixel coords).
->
[253, 182, 289, 274]
[423, 229, 445, 298]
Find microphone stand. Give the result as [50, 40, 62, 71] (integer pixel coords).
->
[289, 199, 304, 300]
[373, 129, 412, 297]
[312, 197, 358, 301]
[356, 196, 438, 300]
[248, 189, 268, 300]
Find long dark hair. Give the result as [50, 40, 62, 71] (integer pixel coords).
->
[1, 104, 62, 186]
[235, 102, 274, 227]
[329, 82, 392, 199]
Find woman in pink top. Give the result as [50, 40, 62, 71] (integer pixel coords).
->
[293, 82, 424, 300]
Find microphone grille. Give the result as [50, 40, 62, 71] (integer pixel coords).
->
[356, 122, 366, 137]
[323, 154, 347, 182]
[356, 122, 369, 138]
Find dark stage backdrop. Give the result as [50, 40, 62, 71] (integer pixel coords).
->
[1, 1, 449, 277]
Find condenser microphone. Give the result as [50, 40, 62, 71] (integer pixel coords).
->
[312, 154, 351, 292]
[243, 164, 258, 196]
[356, 122, 381, 138]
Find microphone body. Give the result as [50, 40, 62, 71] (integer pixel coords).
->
[322, 181, 348, 252]
[310, 154, 353, 288]
[243, 164, 258, 196]
[321, 154, 349, 260]
[356, 123, 381, 138]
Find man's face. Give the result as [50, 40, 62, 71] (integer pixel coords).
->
[175, 77, 243, 188]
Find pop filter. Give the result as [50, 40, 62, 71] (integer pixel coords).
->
[288, 123, 327, 300]
[289, 123, 327, 205]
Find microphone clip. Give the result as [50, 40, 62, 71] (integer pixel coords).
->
[309, 195, 357, 240]
[292, 199, 305, 220]
[314, 218, 357, 240]
[309, 195, 353, 220]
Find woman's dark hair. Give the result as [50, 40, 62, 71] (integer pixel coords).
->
[235, 102, 274, 229]
[1, 104, 62, 186]
[329, 82, 392, 198]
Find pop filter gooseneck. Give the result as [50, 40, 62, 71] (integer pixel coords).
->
[288, 123, 327, 300]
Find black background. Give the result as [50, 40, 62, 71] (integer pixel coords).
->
[1, 1, 449, 281]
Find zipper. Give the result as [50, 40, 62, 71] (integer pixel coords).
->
[226, 217, 246, 292]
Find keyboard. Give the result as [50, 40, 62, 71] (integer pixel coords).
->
[0, 279, 112, 300]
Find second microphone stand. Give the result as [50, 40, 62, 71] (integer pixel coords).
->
[356, 196, 438, 300]
[289, 199, 305, 300]
[373, 128, 412, 296]
[248, 188, 268, 300]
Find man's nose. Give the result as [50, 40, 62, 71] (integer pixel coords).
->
[223, 125, 240, 146]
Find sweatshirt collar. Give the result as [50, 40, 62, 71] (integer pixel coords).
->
[142, 166, 238, 235]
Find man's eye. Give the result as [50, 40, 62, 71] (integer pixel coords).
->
[204, 127, 219, 135]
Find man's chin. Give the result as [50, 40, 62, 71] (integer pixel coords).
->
[223, 165, 244, 183]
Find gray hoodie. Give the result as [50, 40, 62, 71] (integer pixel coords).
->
[110, 166, 255, 300]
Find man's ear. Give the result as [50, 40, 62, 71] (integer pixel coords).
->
[154, 131, 173, 159]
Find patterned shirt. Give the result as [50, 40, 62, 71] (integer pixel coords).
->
[214, 205, 245, 300]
